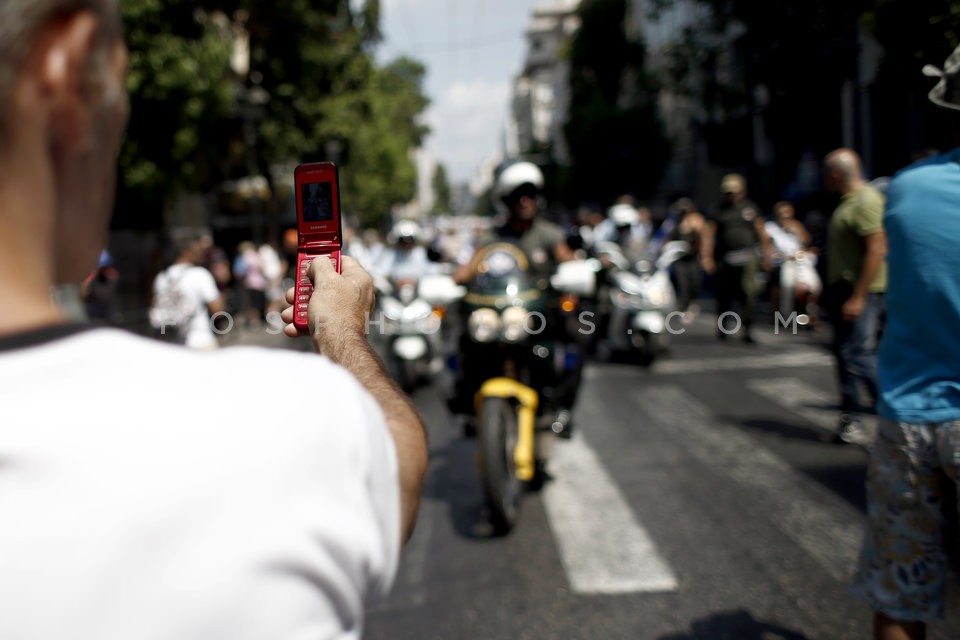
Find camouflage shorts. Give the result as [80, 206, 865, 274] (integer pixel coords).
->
[850, 418, 960, 621]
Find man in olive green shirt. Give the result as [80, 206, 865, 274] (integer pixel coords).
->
[823, 148, 887, 443]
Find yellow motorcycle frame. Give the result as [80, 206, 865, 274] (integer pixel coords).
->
[475, 377, 539, 482]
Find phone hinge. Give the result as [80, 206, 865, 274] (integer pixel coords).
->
[302, 236, 339, 250]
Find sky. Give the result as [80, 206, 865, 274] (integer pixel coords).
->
[377, 0, 544, 184]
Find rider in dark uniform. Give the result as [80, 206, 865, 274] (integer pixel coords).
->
[703, 173, 774, 343]
[451, 161, 580, 429]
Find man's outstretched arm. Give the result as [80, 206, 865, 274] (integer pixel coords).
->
[282, 256, 428, 545]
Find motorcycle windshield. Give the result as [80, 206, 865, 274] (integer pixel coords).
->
[464, 242, 545, 312]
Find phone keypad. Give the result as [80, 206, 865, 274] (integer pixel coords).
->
[293, 251, 341, 329]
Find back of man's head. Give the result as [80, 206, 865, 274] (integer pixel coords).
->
[823, 148, 864, 193]
[0, 1, 118, 145]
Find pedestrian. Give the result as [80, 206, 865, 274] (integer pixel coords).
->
[258, 240, 285, 317]
[0, 3, 426, 639]
[765, 201, 821, 326]
[821, 148, 887, 443]
[849, 43, 960, 640]
[80, 249, 120, 324]
[149, 230, 225, 349]
[233, 240, 267, 327]
[666, 197, 707, 321]
[702, 173, 774, 343]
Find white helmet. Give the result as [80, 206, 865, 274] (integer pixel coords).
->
[608, 203, 640, 227]
[493, 161, 545, 203]
[393, 219, 420, 243]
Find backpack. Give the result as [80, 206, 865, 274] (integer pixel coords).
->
[149, 266, 196, 332]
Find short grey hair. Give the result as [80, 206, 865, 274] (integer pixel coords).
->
[0, 0, 120, 142]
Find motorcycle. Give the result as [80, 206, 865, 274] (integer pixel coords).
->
[449, 242, 595, 533]
[376, 274, 463, 391]
[773, 249, 822, 328]
[595, 240, 688, 365]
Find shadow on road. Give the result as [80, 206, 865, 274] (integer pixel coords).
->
[735, 416, 831, 444]
[419, 422, 509, 540]
[659, 609, 808, 640]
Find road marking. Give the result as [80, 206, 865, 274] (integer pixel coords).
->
[634, 386, 865, 583]
[654, 350, 833, 375]
[584, 350, 833, 378]
[542, 434, 678, 594]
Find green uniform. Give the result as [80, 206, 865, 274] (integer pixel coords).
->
[826, 184, 887, 292]
[480, 218, 566, 278]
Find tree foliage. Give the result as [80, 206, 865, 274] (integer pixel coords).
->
[654, 0, 960, 182]
[118, 0, 237, 227]
[431, 163, 452, 214]
[564, 0, 670, 207]
[116, 0, 429, 230]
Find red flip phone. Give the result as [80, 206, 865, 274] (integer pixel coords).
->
[293, 162, 343, 332]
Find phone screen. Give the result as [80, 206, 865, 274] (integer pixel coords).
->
[300, 182, 334, 222]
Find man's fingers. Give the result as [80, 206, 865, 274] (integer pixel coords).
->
[341, 255, 373, 288]
[281, 306, 294, 324]
[309, 255, 336, 282]
[283, 323, 300, 338]
[284, 286, 296, 305]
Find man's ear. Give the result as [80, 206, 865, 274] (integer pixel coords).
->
[36, 11, 102, 155]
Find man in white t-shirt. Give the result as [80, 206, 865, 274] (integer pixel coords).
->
[152, 232, 224, 349]
[0, 2, 428, 639]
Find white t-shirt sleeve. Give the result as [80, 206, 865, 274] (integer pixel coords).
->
[191, 266, 220, 305]
[354, 388, 401, 603]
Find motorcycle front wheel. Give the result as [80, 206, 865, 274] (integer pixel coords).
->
[478, 396, 521, 534]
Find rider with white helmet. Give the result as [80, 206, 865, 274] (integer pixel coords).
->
[455, 160, 574, 283]
[379, 219, 434, 282]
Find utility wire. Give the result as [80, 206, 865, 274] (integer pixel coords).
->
[394, 0, 421, 54]
[466, 0, 486, 80]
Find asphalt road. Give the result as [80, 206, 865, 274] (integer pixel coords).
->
[359, 310, 960, 640]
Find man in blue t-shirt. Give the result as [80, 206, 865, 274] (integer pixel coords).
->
[850, 43, 960, 640]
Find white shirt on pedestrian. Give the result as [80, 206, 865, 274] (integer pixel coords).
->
[154, 263, 220, 349]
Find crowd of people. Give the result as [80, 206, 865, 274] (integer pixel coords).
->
[0, 2, 958, 639]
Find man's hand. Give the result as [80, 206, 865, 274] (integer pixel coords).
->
[701, 255, 716, 275]
[281, 256, 375, 352]
[842, 294, 866, 322]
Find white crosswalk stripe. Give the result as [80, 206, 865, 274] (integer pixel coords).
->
[543, 434, 679, 594]
[632, 385, 866, 582]
[583, 351, 833, 378]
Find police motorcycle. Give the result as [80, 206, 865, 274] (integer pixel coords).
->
[374, 221, 463, 391]
[448, 241, 595, 533]
[595, 238, 688, 365]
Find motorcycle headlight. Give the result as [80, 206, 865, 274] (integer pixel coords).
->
[380, 297, 404, 321]
[403, 299, 433, 322]
[418, 310, 442, 335]
[468, 308, 501, 343]
[500, 306, 529, 343]
[646, 287, 670, 308]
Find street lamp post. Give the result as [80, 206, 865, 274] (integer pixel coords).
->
[237, 81, 269, 242]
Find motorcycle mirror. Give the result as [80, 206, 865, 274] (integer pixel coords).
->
[418, 274, 466, 305]
[550, 260, 596, 296]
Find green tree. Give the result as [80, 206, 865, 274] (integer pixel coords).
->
[117, 0, 429, 230]
[240, 2, 428, 226]
[431, 163, 452, 214]
[117, 0, 237, 228]
[326, 57, 429, 226]
[563, 0, 670, 207]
